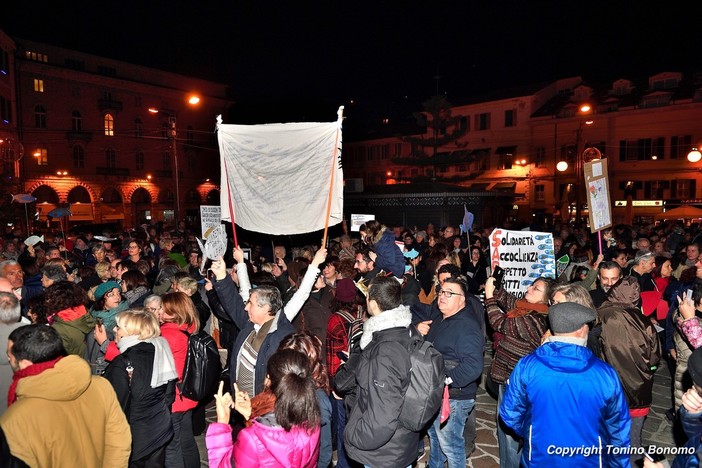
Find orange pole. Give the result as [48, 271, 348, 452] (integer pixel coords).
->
[223, 159, 238, 248]
[322, 111, 343, 247]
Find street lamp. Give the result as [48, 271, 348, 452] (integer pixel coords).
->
[688, 147, 702, 163]
[556, 104, 593, 222]
[147, 94, 200, 225]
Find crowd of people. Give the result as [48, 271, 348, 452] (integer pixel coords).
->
[1, 217, 702, 466]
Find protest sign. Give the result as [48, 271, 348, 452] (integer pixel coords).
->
[350, 214, 375, 232]
[200, 205, 221, 237]
[489, 228, 556, 298]
[584, 159, 612, 232]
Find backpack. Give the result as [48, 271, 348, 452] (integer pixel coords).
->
[178, 330, 222, 401]
[398, 331, 445, 432]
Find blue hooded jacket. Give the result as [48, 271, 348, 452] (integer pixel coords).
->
[500, 340, 631, 467]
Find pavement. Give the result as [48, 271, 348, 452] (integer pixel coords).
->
[194, 343, 678, 467]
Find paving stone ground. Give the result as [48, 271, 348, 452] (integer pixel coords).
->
[195, 345, 677, 467]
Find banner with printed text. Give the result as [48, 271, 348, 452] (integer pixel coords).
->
[489, 228, 556, 298]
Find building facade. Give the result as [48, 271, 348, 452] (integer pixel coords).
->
[4, 34, 228, 231]
[344, 72, 702, 227]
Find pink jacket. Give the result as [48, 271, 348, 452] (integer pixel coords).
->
[206, 419, 320, 468]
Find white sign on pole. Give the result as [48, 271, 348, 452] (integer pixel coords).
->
[489, 228, 556, 298]
[200, 205, 221, 237]
[350, 214, 375, 232]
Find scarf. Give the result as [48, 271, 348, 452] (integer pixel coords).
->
[246, 389, 277, 427]
[506, 300, 548, 318]
[125, 286, 149, 305]
[8, 356, 63, 407]
[48, 304, 88, 324]
[117, 335, 178, 387]
[359, 305, 412, 350]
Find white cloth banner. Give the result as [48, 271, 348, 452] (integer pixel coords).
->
[216, 108, 344, 235]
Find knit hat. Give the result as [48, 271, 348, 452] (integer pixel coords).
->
[689, 348, 702, 387]
[548, 302, 596, 334]
[94, 281, 121, 300]
[415, 231, 427, 240]
[335, 278, 357, 304]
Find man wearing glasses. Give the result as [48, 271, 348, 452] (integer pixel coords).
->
[411, 276, 484, 466]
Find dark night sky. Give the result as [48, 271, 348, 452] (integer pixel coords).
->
[3, 2, 701, 124]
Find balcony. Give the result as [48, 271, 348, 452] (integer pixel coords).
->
[98, 99, 123, 112]
[66, 130, 93, 142]
[96, 167, 130, 176]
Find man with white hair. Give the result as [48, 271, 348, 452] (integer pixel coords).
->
[0, 292, 25, 415]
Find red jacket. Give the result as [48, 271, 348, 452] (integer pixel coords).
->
[160, 321, 198, 413]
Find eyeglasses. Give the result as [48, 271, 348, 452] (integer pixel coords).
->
[529, 284, 546, 293]
[438, 289, 464, 298]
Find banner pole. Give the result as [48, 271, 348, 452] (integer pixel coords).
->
[322, 106, 344, 247]
[223, 160, 238, 248]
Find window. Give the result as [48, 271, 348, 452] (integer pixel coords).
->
[498, 153, 513, 170]
[64, 58, 85, 71]
[644, 180, 669, 199]
[504, 109, 516, 127]
[475, 112, 491, 131]
[97, 65, 116, 76]
[0, 96, 11, 124]
[459, 116, 469, 132]
[136, 151, 144, 170]
[394, 143, 402, 157]
[73, 146, 85, 168]
[380, 145, 389, 160]
[535, 147, 546, 167]
[673, 180, 695, 199]
[535, 184, 545, 201]
[0, 49, 8, 75]
[71, 111, 82, 132]
[134, 118, 143, 138]
[33, 79, 44, 92]
[105, 149, 117, 168]
[34, 105, 46, 128]
[162, 151, 172, 171]
[35, 148, 48, 165]
[619, 138, 663, 161]
[104, 114, 114, 136]
[671, 135, 692, 159]
[25, 51, 48, 62]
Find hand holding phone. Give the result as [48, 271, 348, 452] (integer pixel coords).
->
[337, 351, 349, 362]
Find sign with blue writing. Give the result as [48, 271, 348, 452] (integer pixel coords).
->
[489, 228, 556, 298]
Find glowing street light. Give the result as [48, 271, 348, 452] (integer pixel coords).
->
[688, 147, 702, 163]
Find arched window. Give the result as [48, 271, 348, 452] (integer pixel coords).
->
[73, 145, 85, 168]
[71, 111, 82, 131]
[134, 118, 143, 138]
[136, 150, 144, 170]
[34, 105, 46, 128]
[104, 114, 114, 136]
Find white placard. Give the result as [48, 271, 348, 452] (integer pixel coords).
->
[489, 228, 556, 298]
[200, 205, 221, 237]
[350, 214, 375, 232]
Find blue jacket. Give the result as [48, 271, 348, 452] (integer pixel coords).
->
[500, 341, 631, 467]
[372, 229, 405, 279]
[672, 406, 702, 467]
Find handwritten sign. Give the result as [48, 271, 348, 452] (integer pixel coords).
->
[584, 159, 612, 232]
[200, 205, 221, 237]
[350, 214, 375, 232]
[489, 228, 556, 298]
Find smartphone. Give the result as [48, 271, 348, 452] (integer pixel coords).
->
[241, 248, 251, 261]
[687, 289, 694, 305]
[207, 269, 216, 281]
[643, 451, 666, 463]
[336, 351, 349, 362]
[492, 266, 505, 290]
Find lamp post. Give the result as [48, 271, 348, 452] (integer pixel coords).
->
[557, 104, 593, 223]
[148, 94, 200, 225]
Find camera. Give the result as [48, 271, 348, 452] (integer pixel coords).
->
[492, 266, 505, 290]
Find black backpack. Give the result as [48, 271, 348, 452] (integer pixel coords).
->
[178, 330, 221, 401]
[398, 331, 445, 432]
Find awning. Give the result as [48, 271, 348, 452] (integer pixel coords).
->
[101, 204, 125, 221]
[466, 182, 490, 191]
[495, 146, 518, 154]
[490, 182, 517, 191]
[36, 203, 57, 221]
[69, 203, 94, 221]
[470, 147, 491, 154]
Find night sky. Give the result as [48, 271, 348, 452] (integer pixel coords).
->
[3, 2, 701, 125]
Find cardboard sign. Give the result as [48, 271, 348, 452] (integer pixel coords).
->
[350, 214, 375, 232]
[489, 228, 556, 298]
[200, 205, 221, 237]
[584, 159, 612, 232]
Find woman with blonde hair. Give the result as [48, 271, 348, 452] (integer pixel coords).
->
[159, 291, 200, 467]
[103, 309, 178, 466]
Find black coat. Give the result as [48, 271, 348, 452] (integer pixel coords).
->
[343, 326, 418, 468]
[103, 342, 175, 461]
